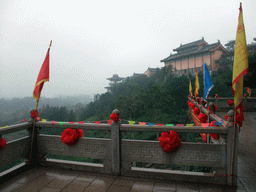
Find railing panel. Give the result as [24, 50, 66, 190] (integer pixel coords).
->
[38, 135, 111, 160]
[0, 136, 30, 167]
[0, 122, 32, 135]
[122, 140, 226, 168]
[121, 124, 227, 133]
[36, 122, 111, 131]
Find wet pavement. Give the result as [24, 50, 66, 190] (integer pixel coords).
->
[217, 112, 256, 192]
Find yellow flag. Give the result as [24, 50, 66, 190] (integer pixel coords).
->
[189, 78, 193, 96]
[195, 70, 200, 98]
[232, 3, 248, 128]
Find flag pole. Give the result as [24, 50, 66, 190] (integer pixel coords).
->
[29, 40, 52, 164]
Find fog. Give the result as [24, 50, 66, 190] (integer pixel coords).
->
[0, 0, 255, 99]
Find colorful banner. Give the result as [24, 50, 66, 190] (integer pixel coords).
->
[201, 123, 209, 128]
[95, 121, 101, 124]
[128, 121, 135, 125]
[42, 119, 47, 123]
[59, 122, 65, 128]
[51, 121, 57, 127]
[166, 124, 174, 126]
[107, 120, 113, 125]
[139, 122, 146, 125]
[186, 124, 194, 127]
[148, 123, 155, 126]
[0, 126, 10, 129]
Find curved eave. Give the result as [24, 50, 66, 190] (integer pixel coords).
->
[209, 44, 228, 52]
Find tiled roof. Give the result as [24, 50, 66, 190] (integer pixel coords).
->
[106, 74, 125, 81]
[173, 38, 206, 51]
[161, 41, 227, 62]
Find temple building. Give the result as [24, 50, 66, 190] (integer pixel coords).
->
[160, 37, 228, 75]
[105, 74, 125, 92]
[144, 67, 157, 77]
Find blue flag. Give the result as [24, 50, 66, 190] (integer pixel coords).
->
[203, 63, 213, 100]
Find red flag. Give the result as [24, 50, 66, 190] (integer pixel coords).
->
[33, 41, 52, 106]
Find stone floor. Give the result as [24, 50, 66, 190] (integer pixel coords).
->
[0, 167, 248, 192]
[0, 112, 256, 192]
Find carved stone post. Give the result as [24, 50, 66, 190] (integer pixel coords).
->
[27, 114, 40, 167]
[209, 102, 215, 114]
[201, 98, 205, 108]
[111, 109, 121, 175]
[244, 96, 248, 111]
[226, 110, 238, 186]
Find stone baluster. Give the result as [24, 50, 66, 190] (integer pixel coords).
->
[111, 109, 121, 175]
[226, 110, 238, 186]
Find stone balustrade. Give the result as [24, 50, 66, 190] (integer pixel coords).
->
[0, 105, 238, 186]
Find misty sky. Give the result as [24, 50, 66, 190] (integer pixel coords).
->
[0, 0, 255, 99]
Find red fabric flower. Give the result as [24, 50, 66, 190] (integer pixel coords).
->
[210, 133, 219, 140]
[30, 110, 39, 118]
[224, 115, 228, 121]
[77, 129, 84, 138]
[209, 121, 219, 140]
[198, 113, 207, 123]
[244, 94, 247, 97]
[159, 131, 181, 153]
[110, 113, 119, 121]
[189, 103, 195, 109]
[207, 105, 218, 113]
[228, 100, 234, 106]
[0, 138, 6, 149]
[61, 128, 83, 146]
[198, 98, 201, 104]
[194, 107, 200, 115]
[215, 94, 219, 98]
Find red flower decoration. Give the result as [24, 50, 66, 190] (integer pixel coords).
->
[198, 113, 207, 123]
[194, 107, 200, 115]
[77, 129, 84, 138]
[224, 115, 228, 121]
[110, 113, 119, 121]
[203, 101, 207, 105]
[244, 94, 247, 97]
[228, 100, 234, 106]
[30, 110, 39, 118]
[215, 94, 219, 98]
[209, 121, 219, 140]
[207, 105, 218, 113]
[61, 128, 84, 146]
[198, 98, 201, 104]
[159, 131, 181, 153]
[0, 138, 6, 149]
[190, 103, 195, 109]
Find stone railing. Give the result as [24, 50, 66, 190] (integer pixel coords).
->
[206, 97, 256, 112]
[0, 108, 238, 186]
